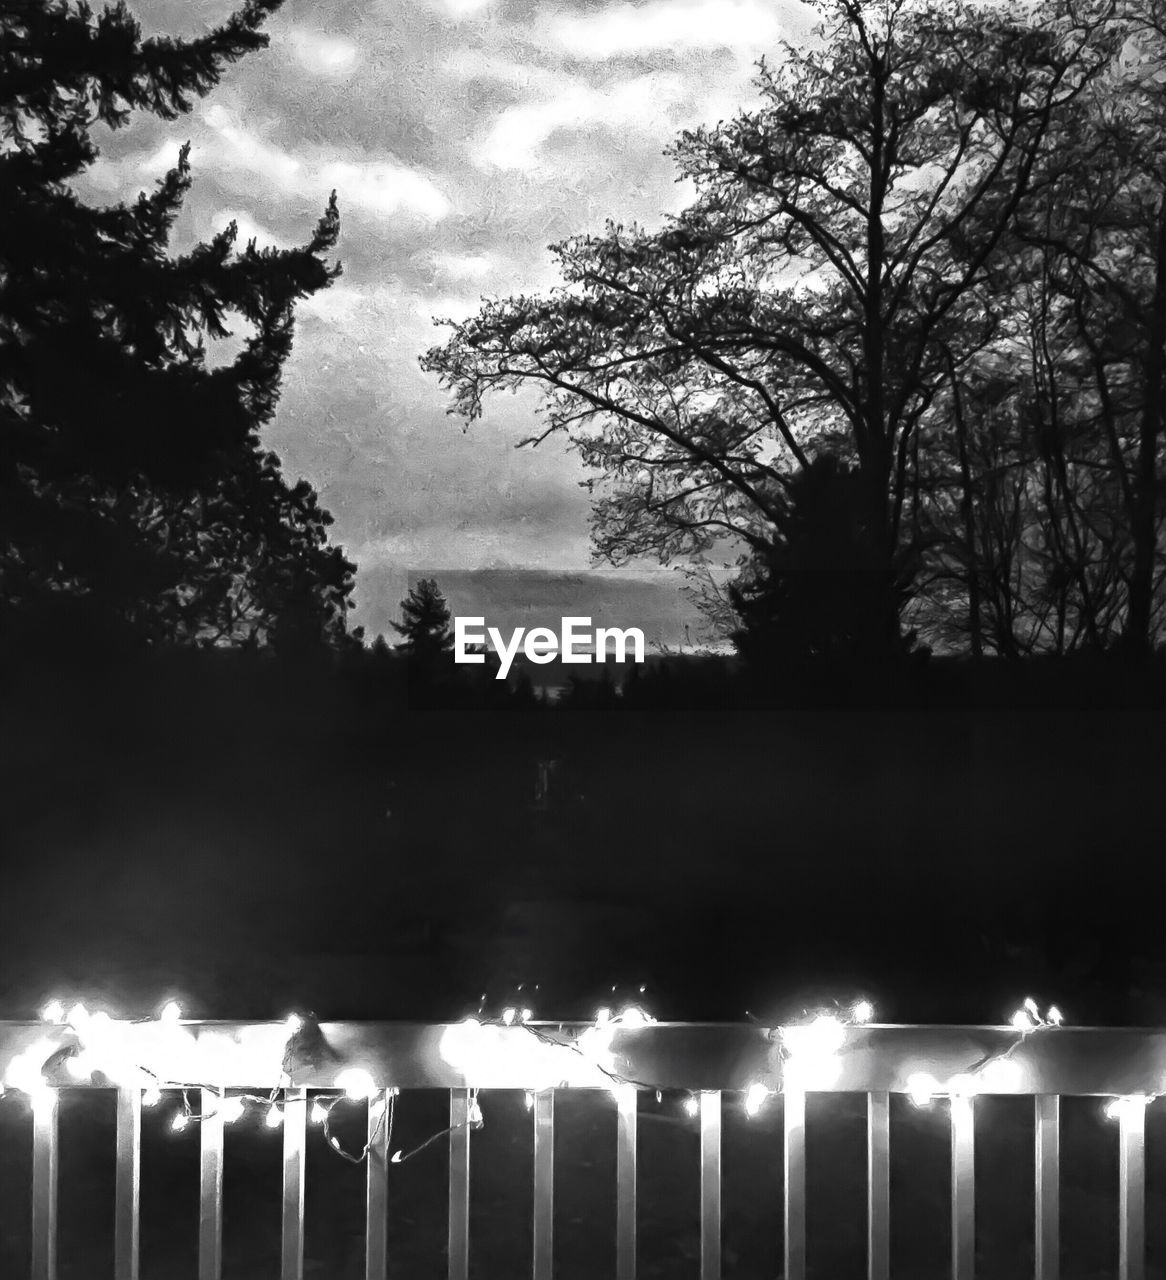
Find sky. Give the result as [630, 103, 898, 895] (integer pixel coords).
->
[85, 0, 819, 642]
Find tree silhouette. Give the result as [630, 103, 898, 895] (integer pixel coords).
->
[423, 0, 1111, 654]
[393, 578, 453, 660]
[729, 454, 914, 665]
[0, 0, 353, 650]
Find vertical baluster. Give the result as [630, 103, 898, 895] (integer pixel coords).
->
[1034, 1095, 1059, 1280]
[31, 1088, 59, 1280]
[448, 1089, 471, 1280]
[867, 1091, 890, 1280]
[281, 1088, 307, 1280]
[1119, 1100, 1146, 1280]
[365, 1088, 390, 1280]
[616, 1087, 637, 1280]
[950, 1095, 975, 1280]
[784, 1088, 806, 1280]
[114, 1086, 141, 1280]
[700, 1091, 722, 1280]
[533, 1090, 555, 1280]
[199, 1088, 224, 1280]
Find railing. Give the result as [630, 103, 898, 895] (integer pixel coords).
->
[1, 1019, 1163, 1280]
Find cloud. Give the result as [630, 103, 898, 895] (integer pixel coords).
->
[284, 28, 360, 77]
[200, 104, 451, 222]
[544, 0, 798, 58]
[479, 73, 687, 171]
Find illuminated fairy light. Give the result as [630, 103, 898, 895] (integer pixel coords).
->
[310, 1101, 328, 1125]
[501, 1008, 517, 1026]
[159, 1001, 182, 1024]
[780, 1013, 847, 1090]
[171, 1111, 189, 1132]
[744, 1082, 773, 1117]
[142, 1084, 162, 1108]
[265, 1104, 283, 1128]
[907, 1072, 939, 1107]
[683, 1094, 699, 1117]
[40, 1001, 65, 1025]
[852, 1000, 875, 1024]
[1106, 1095, 1152, 1122]
[336, 1068, 377, 1101]
[219, 1096, 245, 1124]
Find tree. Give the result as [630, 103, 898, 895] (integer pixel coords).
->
[0, 0, 352, 650]
[729, 453, 915, 664]
[392, 577, 454, 662]
[423, 0, 1112, 655]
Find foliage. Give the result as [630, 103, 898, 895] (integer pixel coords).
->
[423, 0, 1117, 657]
[0, 0, 353, 650]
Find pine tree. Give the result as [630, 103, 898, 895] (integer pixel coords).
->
[392, 578, 453, 661]
[0, 0, 353, 650]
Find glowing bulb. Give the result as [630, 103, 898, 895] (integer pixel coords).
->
[68, 1002, 89, 1028]
[1010, 1009, 1034, 1031]
[501, 1008, 516, 1026]
[619, 1006, 652, 1028]
[220, 1097, 245, 1124]
[1024, 997, 1039, 1017]
[468, 1099, 483, 1125]
[142, 1085, 162, 1107]
[336, 1069, 376, 1101]
[310, 1102, 328, 1125]
[390, 1151, 403, 1163]
[524, 1091, 534, 1110]
[171, 1112, 189, 1132]
[160, 1001, 182, 1024]
[40, 1001, 64, 1024]
[1047, 1006, 1063, 1025]
[595, 1008, 611, 1026]
[285, 1014, 303, 1035]
[520, 1009, 533, 1024]
[744, 1083, 771, 1117]
[265, 1105, 283, 1128]
[852, 1000, 874, 1024]
[1106, 1095, 1150, 1122]
[907, 1072, 937, 1107]
[683, 1095, 699, 1117]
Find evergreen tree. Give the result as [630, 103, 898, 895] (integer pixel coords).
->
[0, 0, 353, 650]
[392, 577, 454, 662]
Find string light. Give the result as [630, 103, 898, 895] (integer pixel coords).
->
[13, 989, 1155, 1165]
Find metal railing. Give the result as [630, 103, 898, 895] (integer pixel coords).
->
[1, 1019, 1161, 1280]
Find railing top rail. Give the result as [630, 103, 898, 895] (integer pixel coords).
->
[3, 1020, 1166, 1096]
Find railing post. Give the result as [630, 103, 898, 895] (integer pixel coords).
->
[114, 1085, 142, 1280]
[700, 1091, 722, 1280]
[1119, 1100, 1146, 1280]
[281, 1088, 307, 1280]
[199, 1088, 224, 1280]
[950, 1095, 974, 1280]
[448, 1088, 471, 1280]
[1034, 1095, 1059, 1280]
[867, 1091, 890, 1280]
[365, 1089, 390, 1280]
[783, 1088, 806, 1280]
[533, 1089, 555, 1280]
[616, 1087, 637, 1280]
[31, 1088, 58, 1280]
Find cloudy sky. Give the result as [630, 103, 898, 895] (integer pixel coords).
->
[87, 0, 818, 641]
